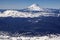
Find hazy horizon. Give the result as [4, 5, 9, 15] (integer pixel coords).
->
[0, 0, 60, 9]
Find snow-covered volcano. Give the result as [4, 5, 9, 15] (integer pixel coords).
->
[0, 4, 60, 18]
[27, 4, 43, 11]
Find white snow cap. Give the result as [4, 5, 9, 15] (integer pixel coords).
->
[28, 4, 43, 11]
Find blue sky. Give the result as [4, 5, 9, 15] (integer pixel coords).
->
[0, 0, 60, 9]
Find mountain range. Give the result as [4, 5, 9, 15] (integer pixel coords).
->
[0, 4, 60, 18]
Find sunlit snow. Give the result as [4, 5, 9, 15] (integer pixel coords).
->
[0, 34, 60, 40]
[0, 10, 59, 18]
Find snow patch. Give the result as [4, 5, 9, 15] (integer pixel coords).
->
[0, 34, 60, 40]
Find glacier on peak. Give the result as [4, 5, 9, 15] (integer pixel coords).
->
[27, 4, 44, 11]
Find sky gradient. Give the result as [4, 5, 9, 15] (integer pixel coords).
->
[0, 0, 60, 9]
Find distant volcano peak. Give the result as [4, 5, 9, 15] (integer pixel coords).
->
[28, 4, 43, 11]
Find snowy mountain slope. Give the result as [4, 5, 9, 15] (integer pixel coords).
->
[0, 10, 41, 18]
[0, 10, 59, 18]
[27, 4, 44, 11]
